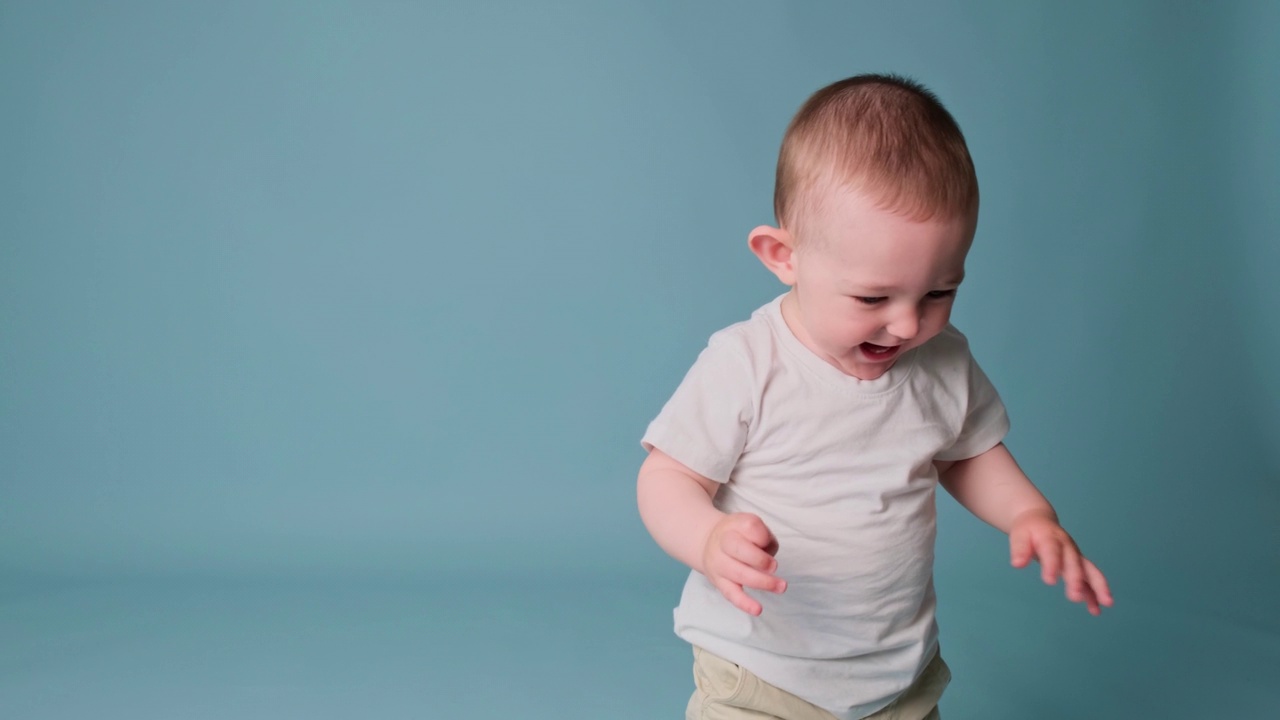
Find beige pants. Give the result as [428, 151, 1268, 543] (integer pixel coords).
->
[686, 646, 950, 720]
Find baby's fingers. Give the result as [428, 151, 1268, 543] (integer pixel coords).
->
[1077, 583, 1102, 616]
[726, 559, 787, 596]
[1083, 559, 1114, 610]
[713, 578, 763, 616]
[1067, 558, 1113, 615]
[725, 532, 779, 574]
[1035, 535, 1064, 585]
[1060, 547, 1087, 603]
[736, 515, 779, 557]
[712, 563, 786, 617]
[1010, 528, 1034, 569]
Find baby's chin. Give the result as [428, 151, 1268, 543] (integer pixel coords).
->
[834, 351, 899, 380]
[850, 368, 891, 381]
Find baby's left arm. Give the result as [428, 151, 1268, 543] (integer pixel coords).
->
[938, 444, 1114, 616]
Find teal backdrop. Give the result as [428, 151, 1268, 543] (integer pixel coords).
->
[3, 1, 1277, 718]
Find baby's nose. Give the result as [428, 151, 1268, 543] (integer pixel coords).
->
[887, 310, 921, 340]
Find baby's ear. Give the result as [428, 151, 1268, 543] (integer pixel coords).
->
[748, 226, 797, 286]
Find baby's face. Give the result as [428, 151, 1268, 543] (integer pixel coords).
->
[783, 187, 974, 380]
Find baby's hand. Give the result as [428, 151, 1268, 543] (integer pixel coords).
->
[1009, 509, 1114, 616]
[702, 513, 786, 616]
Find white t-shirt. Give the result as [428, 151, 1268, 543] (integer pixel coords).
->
[642, 294, 1009, 719]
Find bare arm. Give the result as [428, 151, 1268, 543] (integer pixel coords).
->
[636, 448, 785, 615]
[635, 448, 727, 574]
[939, 443, 1114, 615]
[938, 442, 1055, 533]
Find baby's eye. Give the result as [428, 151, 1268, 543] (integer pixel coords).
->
[854, 296, 887, 305]
[926, 290, 957, 300]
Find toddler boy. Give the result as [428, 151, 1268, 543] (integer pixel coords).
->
[636, 74, 1113, 720]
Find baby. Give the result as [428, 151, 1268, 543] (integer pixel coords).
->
[636, 74, 1113, 720]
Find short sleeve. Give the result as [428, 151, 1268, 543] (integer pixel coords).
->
[640, 333, 755, 483]
[934, 348, 1010, 462]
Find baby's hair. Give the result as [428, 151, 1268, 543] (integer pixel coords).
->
[775, 73, 978, 236]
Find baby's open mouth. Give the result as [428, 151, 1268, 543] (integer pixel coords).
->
[860, 342, 900, 359]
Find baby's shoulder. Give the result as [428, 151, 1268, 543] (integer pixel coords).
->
[702, 306, 783, 372]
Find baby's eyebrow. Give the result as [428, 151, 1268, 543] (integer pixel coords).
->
[847, 276, 966, 293]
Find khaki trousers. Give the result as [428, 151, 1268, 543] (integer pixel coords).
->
[686, 646, 950, 720]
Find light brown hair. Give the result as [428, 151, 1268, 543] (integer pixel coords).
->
[775, 74, 979, 237]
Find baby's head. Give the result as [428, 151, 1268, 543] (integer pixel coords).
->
[775, 73, 978, 242]
[750, 74, 981, 379]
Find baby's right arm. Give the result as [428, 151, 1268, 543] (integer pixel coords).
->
[636, 448, 786, 616]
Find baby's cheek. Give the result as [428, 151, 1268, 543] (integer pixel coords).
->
[921, 309, 951, 339]
[842, 318, 875, 339]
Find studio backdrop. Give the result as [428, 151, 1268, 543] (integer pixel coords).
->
[2, 2, 1277, 718]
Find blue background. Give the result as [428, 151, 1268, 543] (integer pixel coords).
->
[3, 1, 1277, 717]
